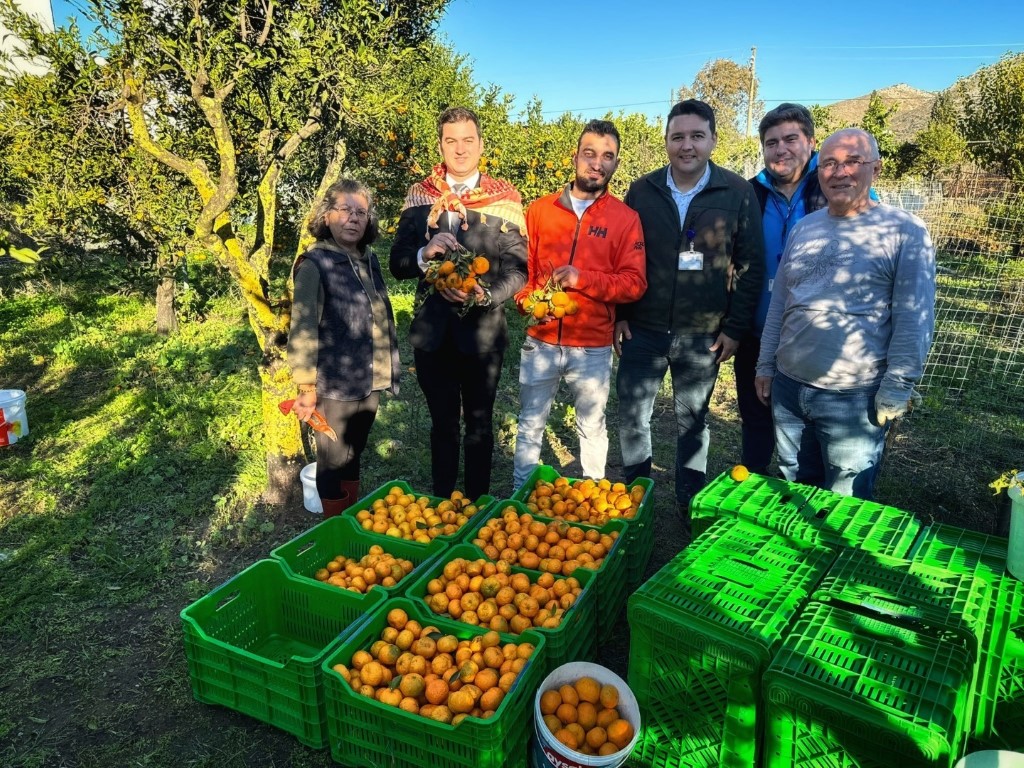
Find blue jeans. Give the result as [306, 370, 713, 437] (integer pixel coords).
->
[616, 326, 720, 502]
[514, 339, 612, 490]
[771, 372, 886, 499]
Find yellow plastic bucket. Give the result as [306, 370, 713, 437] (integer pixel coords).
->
[0, 389, 28, 446]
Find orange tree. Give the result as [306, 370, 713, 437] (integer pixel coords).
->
[39, 0, 452, 503]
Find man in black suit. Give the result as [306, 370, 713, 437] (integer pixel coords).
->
[390, 107, 528, 500]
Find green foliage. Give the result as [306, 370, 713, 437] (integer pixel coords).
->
[678, 57, 762, 138]
[891, 93, 967, 178]
[809, 104, 842, 139]
[860, 91, 899, 166]
[961, 52, 1024, 181]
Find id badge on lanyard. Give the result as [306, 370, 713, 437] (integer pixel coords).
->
[677, 227, 703, 271]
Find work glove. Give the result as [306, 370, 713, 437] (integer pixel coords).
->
[875, 390, 917, 426]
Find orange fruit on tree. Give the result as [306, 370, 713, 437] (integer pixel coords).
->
[730, 464, 751, 482]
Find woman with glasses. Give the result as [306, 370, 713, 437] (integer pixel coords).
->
[288, 179, 401, 517]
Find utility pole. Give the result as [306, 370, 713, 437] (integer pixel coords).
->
[746, 46, 757, 138]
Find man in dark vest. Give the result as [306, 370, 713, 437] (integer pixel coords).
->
[736, 103, 825, 475]
[390, 107, 528, 501]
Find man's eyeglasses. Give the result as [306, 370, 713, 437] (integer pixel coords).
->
[331, 205, 369, 219]
[819, 157, 877, 174]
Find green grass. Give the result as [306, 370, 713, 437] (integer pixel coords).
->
[0, 269, 1012, 766]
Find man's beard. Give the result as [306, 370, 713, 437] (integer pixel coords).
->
[575, 175, 608, 195]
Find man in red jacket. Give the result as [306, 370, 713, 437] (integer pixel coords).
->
[512, 120, 647, 491]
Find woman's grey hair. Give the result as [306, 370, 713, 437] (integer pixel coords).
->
[307, 178, 379, 248]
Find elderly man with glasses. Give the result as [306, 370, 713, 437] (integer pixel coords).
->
[754, 128, 936, 500]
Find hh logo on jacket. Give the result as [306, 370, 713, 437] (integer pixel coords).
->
[587, 225, 608, 238]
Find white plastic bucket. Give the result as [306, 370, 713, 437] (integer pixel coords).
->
[954, 751, 1024, 768]
[1009, 474, 1024, 581]
[530, 661, 641, 768]
[0, 389, 28, 446]
[300, 462, 322, 514]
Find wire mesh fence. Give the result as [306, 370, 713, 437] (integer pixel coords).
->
[875, 171, 1024, 529]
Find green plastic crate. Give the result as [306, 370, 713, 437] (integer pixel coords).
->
[907, 523, 1010, 584]
[323, 596, 547, 768]
[689, 471, 921, 557]
[906, 524, 1024, 749]
[463, 498, 629, 641]
[812, 550, 988, 737]
[511, 464, 656, 592]
[270, 515, 441, 598]
[762, 601, 976, 768]
[690, 470, 821, 538]
[982, 587, 1024, 752]
[180, 558, 383, 749]
[340, 478, 495, 553]
[626, 517, 835, 768]
[403, 542, 597, 675]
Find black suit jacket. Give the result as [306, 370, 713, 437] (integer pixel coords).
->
[390, 203, 528, 354]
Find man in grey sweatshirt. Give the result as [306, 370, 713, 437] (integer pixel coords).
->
[754, 128, 935, 499]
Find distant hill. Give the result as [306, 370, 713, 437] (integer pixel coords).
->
[826, 84, 936, 142]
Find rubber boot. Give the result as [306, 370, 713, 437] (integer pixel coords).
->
[340, 479, 360, 508]
[320, 494, 349, 519]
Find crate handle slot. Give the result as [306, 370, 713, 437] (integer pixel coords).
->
[296, 540, 318, 557]
[814, 506, 832, 520]
[215, 590, 240, 611]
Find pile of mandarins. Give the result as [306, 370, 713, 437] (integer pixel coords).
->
[352, 488, 480, 544]
[523, 476, 646, 527]
[538, 676, 635, 756]
[331, 608, 535, 724]
[424, 251, 490, 294]
[469, 507, 619, 576]
[422, 557, 582, 635]
[313, 544, 415, 593]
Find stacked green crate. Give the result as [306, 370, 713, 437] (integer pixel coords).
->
[811, 550, 989, 737]
[270, 515, 444, 598]
[341, 479, 495, 552]
[908, 524, 1024, 751]
[688, 471, 920, 557]
[180, 559, 384, 748]
[762, 601, 976, 768]
[462, 498, 629, 641]
[626, 517, 835, 768]
[322, 597, 547, 768]
[403, 542, 598, 675]
[690, 471, 821, 538]
[512, 464, 656, 592]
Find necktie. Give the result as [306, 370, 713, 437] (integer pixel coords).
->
[453, 183, 468, 196]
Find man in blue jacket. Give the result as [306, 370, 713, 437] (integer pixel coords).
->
[616, 100, 764, 533]
[737, 103, 825, 475]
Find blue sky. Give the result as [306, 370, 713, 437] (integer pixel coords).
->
[51, 0, 1023, 123]
[437, 0, 1024, 122]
